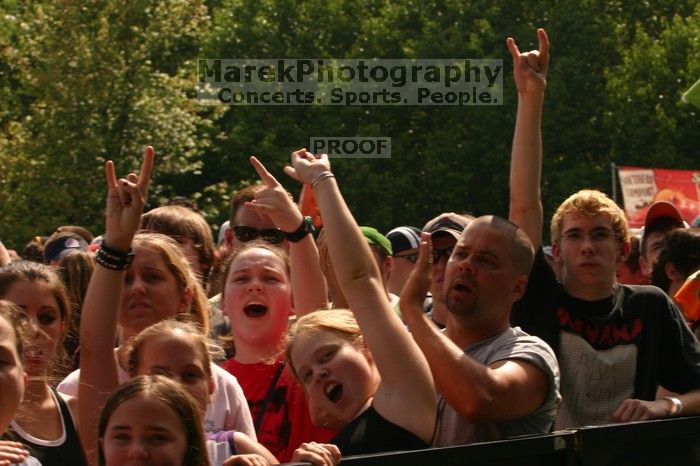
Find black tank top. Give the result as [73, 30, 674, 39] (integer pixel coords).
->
[332, 404, 428, 456]
[7, 388, 87, 466]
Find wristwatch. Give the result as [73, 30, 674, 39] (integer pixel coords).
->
[285, 216, 315, 243]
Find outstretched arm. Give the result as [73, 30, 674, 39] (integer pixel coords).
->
[245, 156, 328, 315]
[508, 28, 549, 249]
[285, 150, 437, 443]
[78, 147, 154, 466]
[401, 233, 549, 422]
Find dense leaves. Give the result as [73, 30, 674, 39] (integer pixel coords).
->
[0, 0, 698, 248]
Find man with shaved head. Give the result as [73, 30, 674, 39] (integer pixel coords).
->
[400, 214, 560, 446]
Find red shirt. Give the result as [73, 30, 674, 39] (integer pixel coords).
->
[221, 357, 337, 462]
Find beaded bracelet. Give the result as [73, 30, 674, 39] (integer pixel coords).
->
[311, 171, 335, 189]
[96, 241, 135, 271]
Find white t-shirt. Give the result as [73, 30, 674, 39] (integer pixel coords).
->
[57, 363, 255, 439]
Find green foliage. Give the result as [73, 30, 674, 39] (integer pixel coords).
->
[1, 0, 698, 249]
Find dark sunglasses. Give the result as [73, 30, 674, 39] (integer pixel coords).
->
[232, 225, 286, 244]
[432, 246, 454, 263]
[394, 252, 419, 263]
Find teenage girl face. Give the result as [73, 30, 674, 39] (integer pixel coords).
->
[0, 317, 25, 433]
[290, 331, 376, 428]
[2, 280, 63, 377]
[101, 394, 187, 466]
[223, 247, 293, 350]
[120, 245, 190, 337]
[135, 332, 213, 413]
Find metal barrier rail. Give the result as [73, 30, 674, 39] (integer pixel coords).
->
[283, 416, 700, 466]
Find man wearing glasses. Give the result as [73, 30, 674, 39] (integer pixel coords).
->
[507, 28, 700, 428]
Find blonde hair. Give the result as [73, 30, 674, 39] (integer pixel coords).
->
[132, 233, 210, 333]
[285, 309, 365, 383]
[551, 189, 630, 245]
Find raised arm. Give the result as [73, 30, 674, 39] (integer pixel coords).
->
[401, 233, 549, 423]
[508, 28, 549, 249]
[245, 156, 328, 315]
[284, 150, 436, 442]
[78, 147, 154, 466]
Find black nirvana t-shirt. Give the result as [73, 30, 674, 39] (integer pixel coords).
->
[511, 249, 700, 428]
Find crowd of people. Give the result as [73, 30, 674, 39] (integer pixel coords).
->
[0, 28, 698, 466]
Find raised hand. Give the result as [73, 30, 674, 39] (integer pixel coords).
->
[103, 146, 154, 251]
[400, 232, 434, 319]
[284, 149, 331, 186]
[245, 156, 303, 232]
[507, 28, 549, 95]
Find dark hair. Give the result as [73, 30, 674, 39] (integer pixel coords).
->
[0, 261, 71, 380]
[651, 228, 700, 293]
[58, 251, 95, 366]
[140, 206, 215, 284]
[642, 216, 683, 259]
[21, 239, 45, 263]
[229, 184, 264, 224]
[98, 375, 211, 466]
[163, 195, 200, 213]
[624, 236, 642, 273]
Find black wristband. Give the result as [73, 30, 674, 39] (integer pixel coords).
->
[96, 241, 135, 271]
[285, 216, 315, 243]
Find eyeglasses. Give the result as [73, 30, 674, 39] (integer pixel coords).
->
[394, 252, 419, 263]
[432, 246, 454, 263]
[560, 228, 615, 245]
[232, 226, 286, 244]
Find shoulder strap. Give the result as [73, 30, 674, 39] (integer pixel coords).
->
[254, 363, 285, 433]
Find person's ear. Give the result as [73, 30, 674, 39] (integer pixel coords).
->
[511, 274, 529, 302]
[618, 240, 631, 264]
[664, 262, 683, 282]
[552, 243, 562, 263]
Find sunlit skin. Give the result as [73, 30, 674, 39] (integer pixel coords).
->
[2, 281, 62, 377]
[290, 331, 379, 430]
[222, 247, 293, 363]
[443, 223, 526, 334]
[101, 395, 187, 466]
[120, 245, 191, 341]
[135, 332, 214, 413]
[553, 213, 630, 301]
[0, 318, 25, 433]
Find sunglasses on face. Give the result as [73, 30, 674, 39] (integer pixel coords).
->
[432, 246, 454, 264]
[232, 225, 286, 244]
[394, 252, 419, 263]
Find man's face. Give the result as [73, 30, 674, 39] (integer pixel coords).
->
[226, 204, 289, 251]
[639, 230, 670, 278]
[443, 222, 524, 322]
[553, 213, 628, 297]
[430, 234, 457, 304]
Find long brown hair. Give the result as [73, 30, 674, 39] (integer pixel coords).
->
[98, 375, 211, 466]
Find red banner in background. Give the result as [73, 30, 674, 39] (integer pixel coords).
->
[617, 166, 700, 228]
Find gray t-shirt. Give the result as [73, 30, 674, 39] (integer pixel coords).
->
[433, 326, 561, 446]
